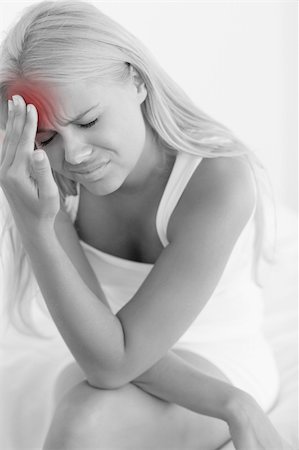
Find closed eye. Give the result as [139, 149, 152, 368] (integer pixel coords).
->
[39, 118, 99, 146]
[80, 119, 98, 129]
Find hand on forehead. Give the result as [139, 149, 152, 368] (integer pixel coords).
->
[7, 79, 60, 131]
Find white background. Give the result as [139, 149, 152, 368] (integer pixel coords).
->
[0, 0, 297, 211]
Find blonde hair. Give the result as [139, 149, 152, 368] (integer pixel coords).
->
[0, 0, 277, 336]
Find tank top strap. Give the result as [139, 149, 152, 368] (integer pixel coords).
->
[155, 152, 204, 247]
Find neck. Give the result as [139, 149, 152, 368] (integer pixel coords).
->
[114, 127, 176, 198]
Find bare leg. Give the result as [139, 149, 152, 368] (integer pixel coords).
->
[43, 349, 233, 450]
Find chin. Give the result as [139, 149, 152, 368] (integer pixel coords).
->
[81, 177, 124, 197]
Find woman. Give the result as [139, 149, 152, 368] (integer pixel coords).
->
[0, 1, 291, 449]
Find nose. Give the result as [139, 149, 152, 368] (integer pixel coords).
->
[64, 140, 93, 165]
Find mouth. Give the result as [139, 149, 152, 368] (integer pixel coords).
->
[72, 160, 110, 175]
[75, 160, 111, 179]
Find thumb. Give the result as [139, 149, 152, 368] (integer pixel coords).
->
[32, 150, 58, 199]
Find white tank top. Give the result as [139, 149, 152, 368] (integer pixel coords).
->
[64, 151, 264, 344]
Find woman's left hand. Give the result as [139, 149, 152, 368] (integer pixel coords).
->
[0, 95, 60, 237]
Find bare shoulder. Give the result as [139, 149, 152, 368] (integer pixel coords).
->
[167, 155, 257, 243]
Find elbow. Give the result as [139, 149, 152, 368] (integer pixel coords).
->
[86, 377, 123, 390]
[87, 318, 128, 390]
[86, 357, 129, 390]
[86, 367, 128, 390]
[86, 360, 153, 390]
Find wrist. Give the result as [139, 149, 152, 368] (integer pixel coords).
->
[225, 389, 258, 424]
[21, 221, 57, 251]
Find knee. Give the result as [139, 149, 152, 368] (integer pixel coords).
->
[43, 380, 140, 449]
[44, 380, 107, 449]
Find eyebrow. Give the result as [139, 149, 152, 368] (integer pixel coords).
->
[37, 103, 101, 133]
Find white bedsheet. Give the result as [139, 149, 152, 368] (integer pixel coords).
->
[0, 201, 298, 449]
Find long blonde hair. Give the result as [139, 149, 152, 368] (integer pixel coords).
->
[0, 0, 277, 336]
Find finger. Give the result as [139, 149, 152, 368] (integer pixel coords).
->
[0, 100, 14, 168]
[14, 102, 38, 166]
[31, 150, 58, 200]
[5, 95, 27, 167]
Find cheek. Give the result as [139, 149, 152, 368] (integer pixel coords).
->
[115, 109, 146, 150]
[94, 112, 144, 151]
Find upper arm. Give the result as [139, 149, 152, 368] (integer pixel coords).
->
[116, 156, 257, 384]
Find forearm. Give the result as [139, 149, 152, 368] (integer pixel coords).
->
[22, 226, 124, 386]
[132, 349, 243, 422]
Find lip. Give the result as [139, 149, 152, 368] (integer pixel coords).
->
[75, 160, 111, 179]
[70, 160, 110, 174]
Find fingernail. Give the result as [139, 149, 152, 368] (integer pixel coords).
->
[34, 151, 45, 161]
[12, 95, 20, 107]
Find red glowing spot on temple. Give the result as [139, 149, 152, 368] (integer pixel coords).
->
[6, 79, 60, 132]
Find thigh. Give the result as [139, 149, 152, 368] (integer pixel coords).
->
[48, 350, 233, 450]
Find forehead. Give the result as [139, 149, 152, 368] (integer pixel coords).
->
[7, 80, 110, 130]
[7, 79, 60, 130]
